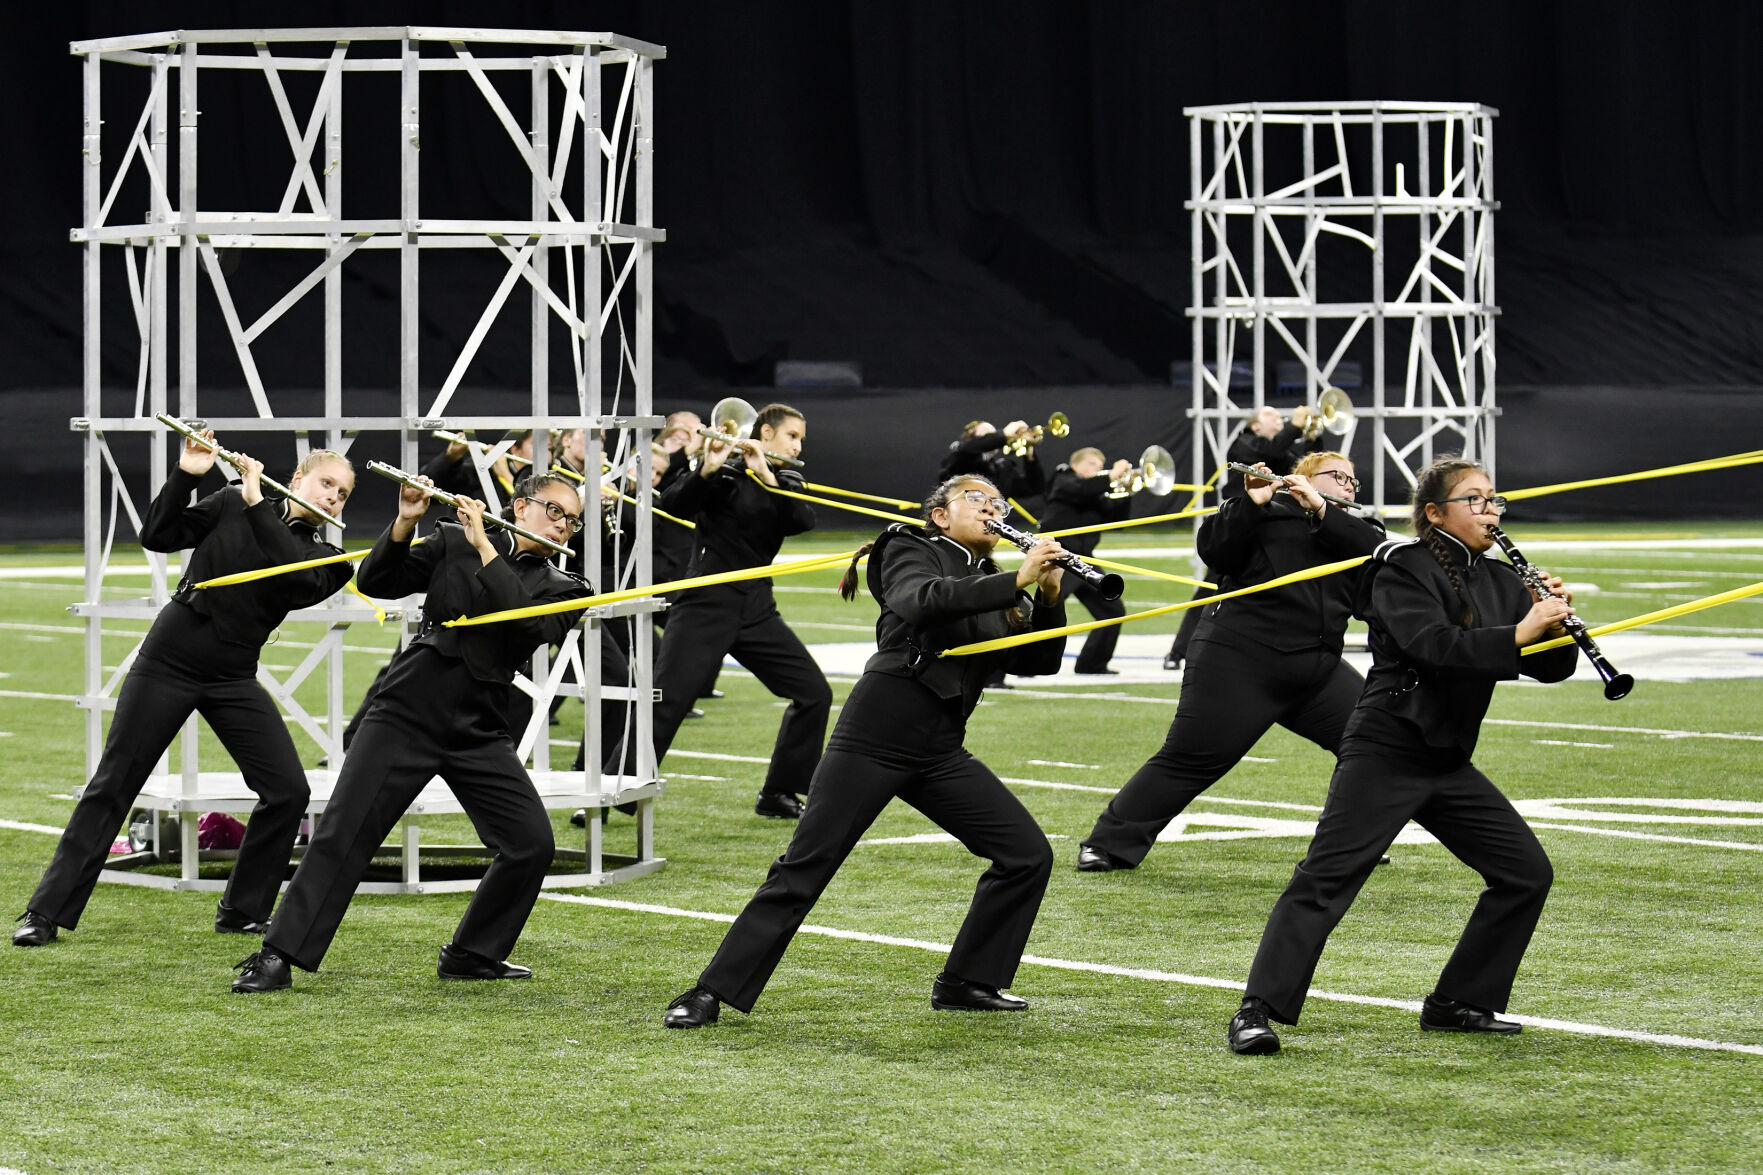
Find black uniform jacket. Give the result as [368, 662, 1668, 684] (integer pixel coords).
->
[861, 524, 1067, 718]
[419, 448, 488, 498]
[661, 463, 815, 577]
[1223, 423, 1311, 500]
[1039, 465, 1128, 558]
[143, 467, 350, 649]
[937, 432, 1046, 499]
[357, 520, 589, 686]
[1345, 532, 1579, 757]
[1195, 493, 1386, 655]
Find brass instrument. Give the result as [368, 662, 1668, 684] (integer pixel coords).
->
[1225, 461, 1372, 517]
[1107, 445, 1177, 498]
[156, 414, 347, 529]
[1299, 387, 1355, 442]
[1003, 411, 1070, 458]
[985, 517, 1124, 601]
[1488, 526, 1634, 701]
[693, 396, 806, 470]
[365, 461, 572, 557]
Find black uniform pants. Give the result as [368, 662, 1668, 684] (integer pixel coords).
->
[1069, 578, 1125, 673]
[1166, 579, 1217, 662]
[697, 674, 1054, 1012]
[30, 661, 309, 928]
[631, 583, 830, 797]
[1244, 747, 1553, 1024]
[1084, 639, 1362, 866]
[266, 652, 554, 971]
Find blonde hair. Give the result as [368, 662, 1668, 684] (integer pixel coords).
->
[1291, 450, 1349, 479]
[1069, 446, 1104, 466]
[295, 449, 353, 477]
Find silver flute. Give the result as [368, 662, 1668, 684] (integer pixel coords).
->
[366, 461, 572, 558]
[156, 413, 346, 529]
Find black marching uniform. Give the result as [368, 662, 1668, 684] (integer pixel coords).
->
[1168, 420, 1315, 666]
[621, 461, 831, 799]
[1084, 493, 1385, 866]
[938, 430, 1047, 510]
[1039, 464, 1129, 673]
[1243, 531, 1577, 1025]
[262, 520, 589, 972]
[27, 467, 349, 930]
[692, 523, 1067, 1011]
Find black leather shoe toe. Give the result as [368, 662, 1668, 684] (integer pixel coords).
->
[11, 911, 58, 947]
[754, 792, 804, 820]
[1076, 845, 1130, 872]
[1228, 1001, 1281, 1054]
[1419, 995, 1521, 1034]
[232, 948, 292, 993]
[663, 986, 721, 1028]
[931, 972, 1028, 1011]
[214, 902, 269, 935]
[438, 943, 532, 980]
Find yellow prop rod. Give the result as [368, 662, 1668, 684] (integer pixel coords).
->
[193, 548, 370, 590]
[1522, 579, 1763, 656]
[746, 471, 917, 525]
[1082, 556, 1214, 590]
[443, 548, 861, 629]
[940, 554, 1370, 657]
[1504, 449, 1763, 502]
[1041, 506, 1218, 540]
[800, 481, 920, 511]
[1007, 498, 1039, 526]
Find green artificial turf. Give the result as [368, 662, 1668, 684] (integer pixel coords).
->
[1, 523, 1760, 1173]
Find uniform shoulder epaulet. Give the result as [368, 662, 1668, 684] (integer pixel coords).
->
[1372, 536, 1419, 564]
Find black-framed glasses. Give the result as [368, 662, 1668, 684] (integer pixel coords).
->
[1435, 493, 1509, 516]
[1317, 469, 1361, 492]
[960, 489, 1012, 517]
[524, 496, 585, 533]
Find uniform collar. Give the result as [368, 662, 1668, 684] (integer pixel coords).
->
[1433, 527, 1484, 567]
[929, 530, 995, 573]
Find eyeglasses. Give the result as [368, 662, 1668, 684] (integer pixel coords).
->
[1316, 469, 1361, 492]
[960, 490, 1012, 517]
[524, 496, 585, 533]
[1434, 493, 1509, 516]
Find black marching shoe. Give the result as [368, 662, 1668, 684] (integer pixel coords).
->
[1074, 667, 1120, 676]
[214, 901, 269, 935]
[1419, 993, 1521, 1034]
[1228, 999, 1281, 1055]
[1076, 844, 1130, 873]
[1162, 654, 1183, 672]
[930, 972, 1028, 1012]
[438, 942, 531, 981]
[11, 911, 58, 947]
[754, 792, 804, 820]
[232, 948, 292, 993]
[663, 986, 721, 1029]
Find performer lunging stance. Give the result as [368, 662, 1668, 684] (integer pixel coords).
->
[14, 434, 352, 946]
[662, 476, 1068, 1027]
[1227, 456, 1577, 1054]
[231, 474, 589, 991]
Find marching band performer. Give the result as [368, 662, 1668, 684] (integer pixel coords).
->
[231, 473, 590, 992]
[661, 475, 1067, 1028]
[1227, 456, 1578, 1054]
[14, 434, 354, 946]
[617, 404, 830, 819]
[938, 419, 1048, 506]
[1078, 451, 1383, 871]
[1040, 447, 1132, 675]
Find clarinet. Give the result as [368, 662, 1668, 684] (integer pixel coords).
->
[984, 518, 1125, 601]
[1488, 526, 1634, 701]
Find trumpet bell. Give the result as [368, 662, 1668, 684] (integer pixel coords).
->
[708, 395, 758, 440]
[1317, 386, 1354, 434]
[1138, 445, 1176, 496]
[1047, 411, 1070, 439]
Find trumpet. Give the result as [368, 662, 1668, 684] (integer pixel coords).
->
[1488, 526, 1634, 701]
[156, 413, 347, 530]
[365, 461, 572, 557]
[1107, 445, 1177, 498]
[1226, 461, 1371, 516]
[1299, 387, 1355, 442]
[693, 395, 806, 470]
[431, 429, 535, 469]
[984, 517, 1124, 601]
[1003, 412, 1070, 458]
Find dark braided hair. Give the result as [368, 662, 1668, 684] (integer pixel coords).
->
[1410, 455, 1483, 628]
[837, 474, 1004, 601]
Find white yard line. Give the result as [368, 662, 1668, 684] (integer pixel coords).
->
[1486, 718, 1763, 742]
[537, 892, 1763, 1056]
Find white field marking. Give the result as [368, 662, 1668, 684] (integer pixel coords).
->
[0, 732, 12, 737]
[1651, 624, 1763, 636]
[1003, 688, 1177, 705]
[1516, 797, 1763, 825]
[0, 565, 183, 579]
[19, 635, 54, 643]
[1195, 796, 1325, 813]
[1157, 812, 1440, 845]
[1545, 566, 1757, 579]
[536, 892, 1763, 1056]
[0, 621, 393, 656]
[1528, 823, 1763, 852]
[1027, 759, 1102, 770]
[667, 773, 730, 782]
[1533, 739, 1616, 749]
[0, 690, 79, 702]
[1242, 755, 1278, 763]
[670, 749, 771, 765]
[860, 832, 1070, 846]
[0, 818, 64, 835]
[1001, 776, 1114, 795]
[1485, 718, 1763, 743]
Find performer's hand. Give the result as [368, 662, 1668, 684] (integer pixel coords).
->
[1533, 573, 1571, 606]
[698, 432, 735, 477]
[1243, 462, 1281, 505]
[1016, 535, 1066, 591]
[444, 432, 470, 461]
[455, 496, 497, 562]
[1283, 473, 1325, 515]
[743, 441, 778, 486]
[390, 475, 434, 542]
[1291, 404, 1313, 428]
[180, 430, 219, 476]
[1516, 595, 1575, 645]
[1035, 558, 1065, 602]
[1003, 420, 1029, 439]
[235, 453, 266, 507]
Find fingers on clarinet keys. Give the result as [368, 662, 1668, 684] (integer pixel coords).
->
[1419, 994, 1522, 1034]
[931, 973, 1028, 1012]
[438, 943, 531, 981]
[754, 792, 804, 820]
[664, 986, 722, 1029]
[232, 948, 292, 993]
[1076, 844, 1132, 872]
[214, 901, 269, 936]
[11, 911, 58, 947]
[1228, 1000, 1281, 1055]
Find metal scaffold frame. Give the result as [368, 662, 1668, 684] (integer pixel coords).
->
[69, 26, 666, 893]
[1185, 100, 1499, 511]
